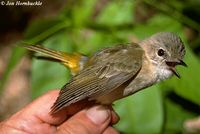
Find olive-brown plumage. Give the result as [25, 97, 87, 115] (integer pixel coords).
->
[22, 32, 187, 113]
[51, 44, 144, 112]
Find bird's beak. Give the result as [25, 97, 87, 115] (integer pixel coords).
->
[169, 68, 181, 78]
[178, 60, 187, 67]
[166, 60, 187, 78]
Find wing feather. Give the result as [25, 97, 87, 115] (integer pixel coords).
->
[51, 43, 144, 113]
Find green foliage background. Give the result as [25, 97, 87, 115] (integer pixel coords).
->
[1, 0, 200, 133]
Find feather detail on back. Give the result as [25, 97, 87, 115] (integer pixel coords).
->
[51, 43, 144, 113]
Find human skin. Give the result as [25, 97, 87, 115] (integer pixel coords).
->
[0, 90, 119, 134]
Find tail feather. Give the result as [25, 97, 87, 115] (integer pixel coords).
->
[21, 44, 87, 75]
[22, 45, 68, 63]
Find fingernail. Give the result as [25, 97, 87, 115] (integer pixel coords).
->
[86, 105, 110, 125]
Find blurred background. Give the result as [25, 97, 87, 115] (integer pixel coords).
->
[0, 0, 200, 133]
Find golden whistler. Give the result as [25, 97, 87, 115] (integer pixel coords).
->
[22, 32, 187, 113]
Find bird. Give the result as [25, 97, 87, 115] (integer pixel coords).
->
[22, 32, 187, 113]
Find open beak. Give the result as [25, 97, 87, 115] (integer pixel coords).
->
[166, 60, 187, 78]
[170, 68, 180, 78]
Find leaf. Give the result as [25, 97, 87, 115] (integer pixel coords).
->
[133, 14, 182, 39]
[97, 1, 134, 26]
[24, 19, 70, 44]
[71, 29, 123, 55]
[71, 0, 97, 27]
[24, 18, 65, 39]
[115, 85, 163, 134]
[164, 43, 200, 105]
[163, 99, 196, 134]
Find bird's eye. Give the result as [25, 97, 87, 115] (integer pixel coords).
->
[157, 49, 165, 56]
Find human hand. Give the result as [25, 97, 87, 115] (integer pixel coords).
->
[0, 90, 119, 134]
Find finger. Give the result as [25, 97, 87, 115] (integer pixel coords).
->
[5, 90, 91, 126]
[1, 90, 64, 133]
[111, 110, 120, 125]
[3, 89, 120, 134]
[103, 126, 120, 134]
[57, 105, 112, 134]
[19, 90, 68, 125]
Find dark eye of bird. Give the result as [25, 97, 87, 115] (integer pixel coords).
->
[157, 49, 165, 56]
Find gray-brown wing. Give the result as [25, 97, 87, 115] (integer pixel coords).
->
[51, 43, 144, 113]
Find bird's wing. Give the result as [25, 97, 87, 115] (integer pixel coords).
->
[51, 43, 144, 113]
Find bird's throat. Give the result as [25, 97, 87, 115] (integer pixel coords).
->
[155, 66, 173, 82]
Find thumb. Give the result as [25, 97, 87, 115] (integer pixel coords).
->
[57, 105, 112, 134]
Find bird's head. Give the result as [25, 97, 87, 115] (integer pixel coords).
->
[140, 32, 187, 80]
